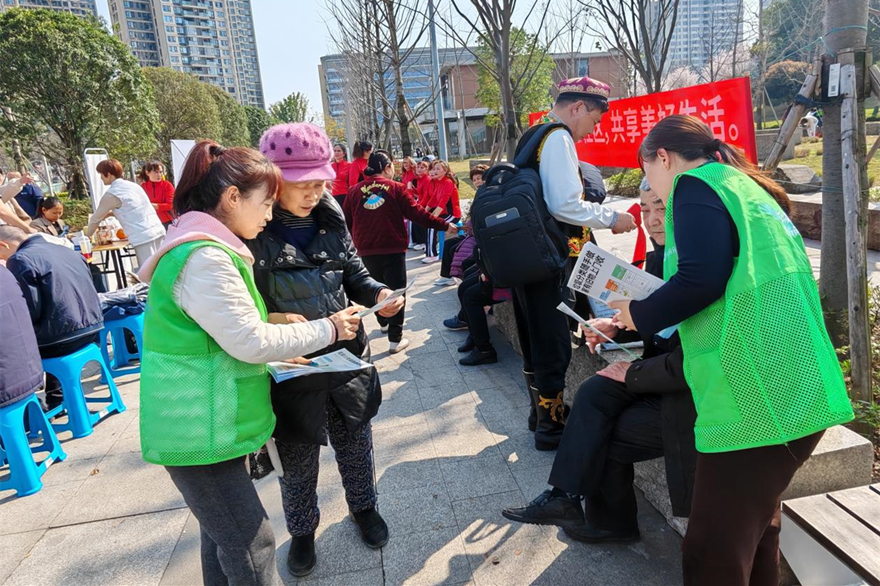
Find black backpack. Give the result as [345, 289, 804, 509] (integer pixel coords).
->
[471, 123, 569, 288]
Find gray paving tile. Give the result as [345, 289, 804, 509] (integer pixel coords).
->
[292, 567, 386, 585]
[0, 480, 82, 535]
[37, 455, 102, 488]
[429, 423, 498, 460]
[438, 452, 519, 501]
[469, 384, 531, 414]
[380, 378, 418, 401]
[382, 526, 472, 586]
[373, 387, 428, 431]
[375, 449, 443, 494]
[52, 451, 186, 526]
[450, 490, 553, 554]
[53, 408, 137, 461]
[158, 511, 200, 586]
[509, 464, 553, 504]
[477, 405, 533, 439]
[380, 485, 456, 537]
[373, 422, 435, 457]
[4, 508, 188, 586]
[495, 433, 558, 471]
[423, 394, 484, 432]
[0, 529, 44, 583]
[460, 367, 525, 393]
[417, 381, 474, 411]
[276, 520, 382, 582]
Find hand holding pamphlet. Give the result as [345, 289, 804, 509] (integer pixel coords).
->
[567, 243, 665, 304]
[556, 302, 641, 361]
[267, 349, 373, 383]
[357, 279, 414, 318]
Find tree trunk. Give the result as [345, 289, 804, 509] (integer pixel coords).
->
[819, 0, 869, 345]
[497, 32, 518, 161]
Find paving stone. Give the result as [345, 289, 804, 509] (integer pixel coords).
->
[375, 449, 443, 494]
[381, 378, 418, 401]
[52, 451, 186, 526]
[470, 384, 531, 413]
[0, 529, 44, 583]
[450, 490, 553, 554]
[53, 408, 137, 461]
[495, 433, 558, 472]
[438, 451, 519, 501]
[5, 508, 188, 586]
[382, 526, 473, 586]
[0, 480, 82, 535]
[38, 456, 103, 488]
[416, 380, 473, 411]
[423, 394, 484, 431]
[509, 464, 553, 504]
[276, 519, 382, 582]
[478, 405, 533, 440]
[373, 421, 435, 457]
[292, 567, 386, 585]
[380, 485, 456, 537]
[430, 423, 498, 460]
[373, 386, 428, 431]
[158, 511, 200, 586]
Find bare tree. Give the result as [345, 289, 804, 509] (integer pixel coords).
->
[547, 0, 589, 81]
[440, 0, 559, 160]
[577, 0, 680, 94]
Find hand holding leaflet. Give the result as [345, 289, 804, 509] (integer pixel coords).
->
[267, 349, 373, 383]
[358, 279, 414, 318]
[556, 302, 640, 361]
[568, 243, 665, 304]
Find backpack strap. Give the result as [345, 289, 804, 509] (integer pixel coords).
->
[513, 122, 566, 168]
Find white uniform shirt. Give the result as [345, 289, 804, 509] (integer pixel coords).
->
[538, 129, 617, 229]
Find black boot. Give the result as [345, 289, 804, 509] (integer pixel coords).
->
[287, 533, 316, 577]
[459, 347, 498, 366]
[352, 508, 389, 548]
[534, 389, 565, 451]
[523, 370, 537, 432]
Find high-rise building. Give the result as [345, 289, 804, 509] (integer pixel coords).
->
[653, 0, 744, 71]
[0, 0, 97, 17]
[107, 0, 265, 108]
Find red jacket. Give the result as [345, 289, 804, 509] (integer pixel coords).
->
[348, 158, 368, 187]
[344, 176, 450, 256]
[401, 169, 416, 188]
[423, 177, 461, 218]
[331, 160, 351, 196]
[140, 179, 175, 224]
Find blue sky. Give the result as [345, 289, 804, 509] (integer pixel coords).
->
[97, 0, 332, 114]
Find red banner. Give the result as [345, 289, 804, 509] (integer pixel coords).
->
[529, 77, 757, 168]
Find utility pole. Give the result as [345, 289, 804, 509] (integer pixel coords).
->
[428, 0, 448, 160]
[819, 0, 869, 346]
[343, 74, 356, 161]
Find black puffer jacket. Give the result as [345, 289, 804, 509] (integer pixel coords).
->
[0, 264, 43, 407]
[248, 195, 386, 445]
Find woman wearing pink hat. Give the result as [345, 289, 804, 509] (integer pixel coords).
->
[248, 122, 404, 578]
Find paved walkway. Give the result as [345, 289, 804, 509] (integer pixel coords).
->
[0, 238, 684, 586]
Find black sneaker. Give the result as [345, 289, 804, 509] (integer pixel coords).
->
[459, 347, 498, 366]
[501, 489, 584, 528]
[352, 508, 389, 548]
[562, 523, 640, 544]
[287, 533, 316, 577]
[443, 316, 468, 330]
[457, 336, 475, 353]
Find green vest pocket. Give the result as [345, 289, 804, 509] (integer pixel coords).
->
[235, 373, 274, 445]
[687, 350, 742, 427]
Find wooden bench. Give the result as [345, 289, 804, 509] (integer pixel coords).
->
[781, 484, 880, 586]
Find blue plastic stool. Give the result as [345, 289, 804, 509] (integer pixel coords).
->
[42, 343, 126, 439]
[438, 231, 445, 258]
[0, 394, 67, 497]
[99, 313, 144, 379]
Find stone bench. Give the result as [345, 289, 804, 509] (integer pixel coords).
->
[492, 301, 875, 538]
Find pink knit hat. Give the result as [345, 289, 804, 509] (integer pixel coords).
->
[259, 122, 335, 182]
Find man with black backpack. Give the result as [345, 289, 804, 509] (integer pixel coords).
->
[472, 76, 636, 451]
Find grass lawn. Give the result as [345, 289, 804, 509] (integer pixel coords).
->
[448, 158, 484, 200]
[793, 136, 880, 192]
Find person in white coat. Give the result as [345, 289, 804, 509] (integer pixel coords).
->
[87, 159, 166, 267]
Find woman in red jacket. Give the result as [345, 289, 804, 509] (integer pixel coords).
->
[345, 150, 458, 353]
[330, 143, 351, 208]
[140, 160, 175, 228]
[348, 141, 373, 187]
[422, 159, 461, 264]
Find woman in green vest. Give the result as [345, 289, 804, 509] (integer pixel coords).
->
[137, 140, 363, 586]
[609, 115, 853, 586]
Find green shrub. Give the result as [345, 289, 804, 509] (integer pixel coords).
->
[59, 195, 93, 232]
[606, 169, 643, 197]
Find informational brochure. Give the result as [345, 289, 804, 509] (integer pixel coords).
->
[267, 349, 373, 383]
[568, 242, 666, 304]
[556, 302, 641, 360]
[357, 279, 415, 318]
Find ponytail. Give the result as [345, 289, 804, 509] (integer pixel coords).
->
[174, 140, 283, 216]
[364, 150, 392, 177]
[640, 115, 791, 216]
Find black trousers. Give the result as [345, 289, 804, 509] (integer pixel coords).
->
[461, 276, 500, 351]
[512, 273, 571, 392]
[548, 374, 663, 533]
[410, 222, 427, 247]
[40, 334, 99, 408]
[361, 253, 407, 343]
[439, 235, 465, 278]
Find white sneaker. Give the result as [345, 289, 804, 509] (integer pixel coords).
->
[381, 325, 389, 333]
[421, 256, 440, 264]
[407, 243, 416, 249]
[434, 277, 457, 286]
[389, 338, 410, 354]
[413, 244, 426, 251]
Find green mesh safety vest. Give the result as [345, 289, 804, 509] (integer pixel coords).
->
[139, 241, 275, 466]
[664, 163, 853, 453]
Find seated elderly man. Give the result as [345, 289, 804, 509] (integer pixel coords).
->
[502, 179, 697, 543]
[0, 226, 103, 410]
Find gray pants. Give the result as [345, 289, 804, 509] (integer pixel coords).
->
[166, 456, 277, 586]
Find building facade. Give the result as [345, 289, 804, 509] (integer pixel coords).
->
[656, 0, 744, 71]
[107, 0, 265, 108]
[0, 0, 97, 17]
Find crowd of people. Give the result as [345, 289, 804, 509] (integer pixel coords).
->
[0, 72, 856, 586]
